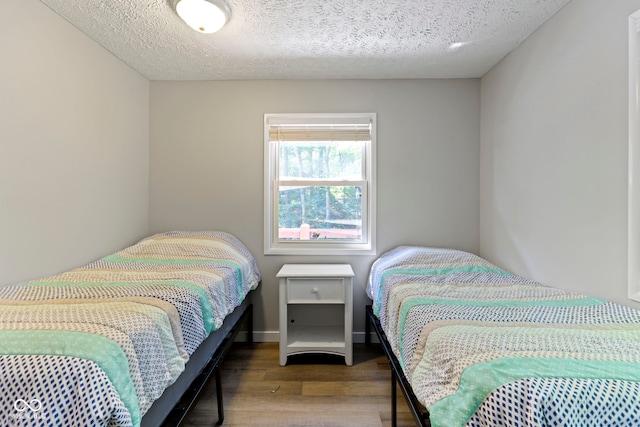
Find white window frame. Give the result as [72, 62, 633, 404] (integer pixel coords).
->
[629, 10, 640, 302]
[264, 113, 376, 255]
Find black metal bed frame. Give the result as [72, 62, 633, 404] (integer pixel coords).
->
[366, 305, 430, 427]
[167, 302, 252, 426]
[141, 300, 253, 427]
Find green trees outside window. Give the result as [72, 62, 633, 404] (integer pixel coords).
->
[278, 141, 363, 241]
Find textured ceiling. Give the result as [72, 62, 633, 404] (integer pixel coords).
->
[39, 0, 571, 81]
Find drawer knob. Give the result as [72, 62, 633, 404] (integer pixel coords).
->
[312, 287, 319, 294]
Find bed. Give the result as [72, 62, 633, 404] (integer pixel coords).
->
[366, 245, 640, 427]
[0, 230, 261, 427]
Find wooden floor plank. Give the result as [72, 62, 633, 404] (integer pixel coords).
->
[180, 342, 417, 427]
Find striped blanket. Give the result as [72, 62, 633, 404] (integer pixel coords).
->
[367, 246, 640, 427]
[0, 231, 260, 427]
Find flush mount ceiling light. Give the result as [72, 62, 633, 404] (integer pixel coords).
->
[173, 0, 230, 34]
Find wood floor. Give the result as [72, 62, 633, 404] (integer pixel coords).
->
[181, 342, 416, 427]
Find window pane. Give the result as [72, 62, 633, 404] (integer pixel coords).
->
[279, 141, 363, 180]
[278, 185, 363, 241]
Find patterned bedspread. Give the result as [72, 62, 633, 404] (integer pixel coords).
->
[0, 231, 260, 427]
[367, 246, 640, 427]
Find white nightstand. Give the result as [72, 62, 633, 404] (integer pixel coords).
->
[277, 264, 354, 366]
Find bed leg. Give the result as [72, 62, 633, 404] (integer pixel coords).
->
[247, 304, 254, 344]
[215, 366, 224, 425]
[365, 306, 371, 346]
[391, 369, 397, 427]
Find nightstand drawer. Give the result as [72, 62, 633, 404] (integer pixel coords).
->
[287, 278, 344, 303]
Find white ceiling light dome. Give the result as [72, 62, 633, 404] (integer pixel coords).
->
[173, 0, 230, 34]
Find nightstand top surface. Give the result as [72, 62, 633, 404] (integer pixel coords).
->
[277, 264, 354, 278]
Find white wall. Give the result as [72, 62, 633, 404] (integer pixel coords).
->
[0, 0, 150, 285]
[149, 79, 480, 338]
[480, 0, 640, 309]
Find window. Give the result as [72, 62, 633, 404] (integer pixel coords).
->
[264, 113, 376, 255]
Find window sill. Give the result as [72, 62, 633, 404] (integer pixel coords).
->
[264, 244, 375, 256]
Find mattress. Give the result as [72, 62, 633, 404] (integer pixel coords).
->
[367, 246, 640, 427]
[0, 231, 260, 427]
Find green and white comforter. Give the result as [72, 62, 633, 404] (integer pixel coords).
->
[0, 231, 260, 427]
[367, 246, 640, 427]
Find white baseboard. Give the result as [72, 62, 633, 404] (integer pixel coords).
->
[235, 331, 379, 344]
